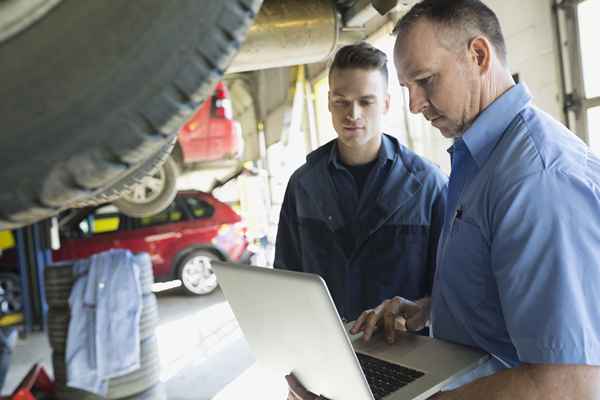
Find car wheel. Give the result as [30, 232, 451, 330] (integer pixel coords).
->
[107, 335, 161, 399]
[113, 155, 179, 218]
[0, 0, 263, 230]
[0, 273, 21, 315]
[177, 250, 220, 296]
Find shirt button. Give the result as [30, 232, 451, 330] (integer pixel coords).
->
[328, 216, 332, 221]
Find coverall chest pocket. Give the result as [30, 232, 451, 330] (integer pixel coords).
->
[364, 224, 429, 301]
[298, 218, 336, 267]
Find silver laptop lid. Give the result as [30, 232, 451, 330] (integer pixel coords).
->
[213, 261, 374, 400]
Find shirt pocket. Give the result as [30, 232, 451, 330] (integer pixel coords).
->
[441, 217, 494, 310]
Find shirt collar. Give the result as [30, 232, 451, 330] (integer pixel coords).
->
[459, 83, 532, 168]
[329, 134, 394, 170]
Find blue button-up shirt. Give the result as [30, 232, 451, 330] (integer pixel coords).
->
[432, 83, 600, 386]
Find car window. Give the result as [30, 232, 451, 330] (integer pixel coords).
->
[137, 201, 185, 228]
[75, 205, 123, 238]
[183, 196, 215, 219]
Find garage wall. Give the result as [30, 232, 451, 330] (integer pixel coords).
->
[384, 0, 567, 174]
[486, 0, 564, 123]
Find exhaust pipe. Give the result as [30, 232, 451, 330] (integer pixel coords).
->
[228, 0, 339, 73]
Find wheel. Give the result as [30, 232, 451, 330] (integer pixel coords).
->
[0, 0, 263, 229]
[107, 335, 161, 399]
[177, 250, 221, 296]
[0, 273, 21, 315]
[117, 382, 166, 400]
[113, 156, 179, 218]
[53, 335, 161, 400]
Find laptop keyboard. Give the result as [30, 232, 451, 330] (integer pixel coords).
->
[356, 352, 425, 400]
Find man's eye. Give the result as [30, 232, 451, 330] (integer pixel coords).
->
[360, 100, 374, 106]
[334, 100, 348, 106]
[417, 76, 433, 87]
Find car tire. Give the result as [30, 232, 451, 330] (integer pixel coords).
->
[0, 273, 22, 315]
[54, 386, 103, 400]
[117, 382, 166, 400]
[177, 249, 221, 296]
[53, 335, 161, 400]
[47, 294, 159, 353]
[113, 155, 179, 218]
[107, 335, 161, 399]
[0, 0, 262, 230]
[45, 259, 155, 308]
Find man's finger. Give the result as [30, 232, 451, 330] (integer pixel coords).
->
[362, 310, 380, 341]
[350, 310, 370, 334]
[288, 389, 298, 400]
[406, 313, 426, 332]
[394, 315, 407, 332]
[286, 373, 317, 400]
[384, 308, 396, 344]
[384, 297, 406, 343]
[397, 300, 421, 317]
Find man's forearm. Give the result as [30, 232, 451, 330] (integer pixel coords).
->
[434, 364, 600, 400]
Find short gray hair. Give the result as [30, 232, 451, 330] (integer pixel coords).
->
[393, 0, 508, 65]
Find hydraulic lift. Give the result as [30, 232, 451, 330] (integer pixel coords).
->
[0, 220, 53, 335]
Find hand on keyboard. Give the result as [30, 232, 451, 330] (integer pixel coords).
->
[350, 297, 431, 343]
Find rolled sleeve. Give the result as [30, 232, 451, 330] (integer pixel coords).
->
[491, 170, 600, 365]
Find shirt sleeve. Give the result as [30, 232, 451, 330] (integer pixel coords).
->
[273, 177, 303, 272]
[490, 169, 600, 365]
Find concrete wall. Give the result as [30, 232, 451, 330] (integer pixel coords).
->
[487, 0, 564, 122]
[399, 0, 567, 173]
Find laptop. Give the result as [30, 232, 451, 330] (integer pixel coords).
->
[213, 261, 488, 400]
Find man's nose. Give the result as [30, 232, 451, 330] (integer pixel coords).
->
[408, 87, 428, 114]
[349, 102, 361, 120]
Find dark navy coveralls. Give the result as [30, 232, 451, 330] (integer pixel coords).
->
[275, 134, 447, 321]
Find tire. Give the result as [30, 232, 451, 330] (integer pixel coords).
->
[117, 383, 166, 400]
[0, 0, 263, 230]
[54, 386, 102, 400]
[107, 335, 161, 399]
[113, 155, 179, 218]
[47, 294, 159, 353]
[47, 308, 70, 351]
[177, 249, 221, 296]
[0, 273, 22, 314]
[53, 335, 160, 400]
[45, 264, 76, 283]
[72, 137, 177, 210]
[52, 351, 67, 385]
[45, 260, 156, 308]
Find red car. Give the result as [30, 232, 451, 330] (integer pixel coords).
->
[177, 81, 243, 163]
[114, 82, 243, 218]
[55, 191, 249, 295]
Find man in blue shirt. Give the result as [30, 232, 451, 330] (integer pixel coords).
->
[345, 0, 600, 399]
[274, 42, 447, 323]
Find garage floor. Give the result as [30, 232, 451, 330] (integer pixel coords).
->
[4, 287, 255, 400]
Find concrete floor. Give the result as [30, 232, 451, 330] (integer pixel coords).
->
[4, 287, 255, 399]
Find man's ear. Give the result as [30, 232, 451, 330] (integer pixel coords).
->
[384, 93, 391, 114]
[468, 36, 492, 74]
